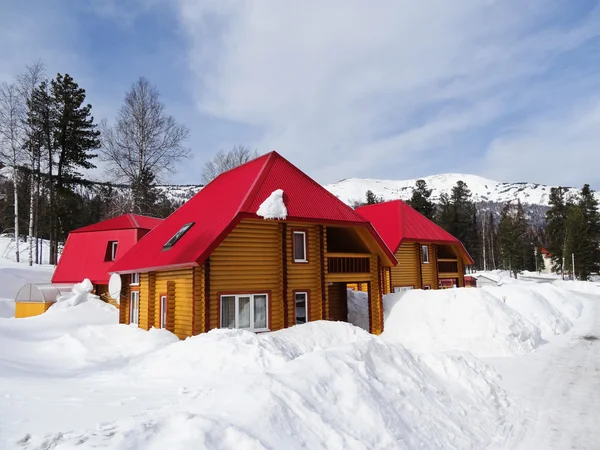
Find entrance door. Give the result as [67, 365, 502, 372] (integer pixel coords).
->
[160, 295, 168, 329]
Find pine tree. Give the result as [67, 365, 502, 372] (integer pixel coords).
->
[408, 179, 436, 220]
[365, 190, 382, 205]
[545, 187, 570, 275]
[435, 182, 479, 267]
[564, 205, 591, 279]
[49, 73, 100, 263]
[497, 201, 529, 278]
[535, 246, 545, 273]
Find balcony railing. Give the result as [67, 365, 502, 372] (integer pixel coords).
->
[326, 253, 371, 273]
[437, 259, 458, 273]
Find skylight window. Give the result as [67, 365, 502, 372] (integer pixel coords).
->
[163, 222, 194, 250]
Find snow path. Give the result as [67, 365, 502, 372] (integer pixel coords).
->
[490, 295, 600, 450]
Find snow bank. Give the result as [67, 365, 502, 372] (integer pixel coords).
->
[347, 288, 369, 331]
[383, 288, 543, 357]
[481, 285, 582, 338]
[257, 189, 287, 219]
[19, 323, 519, 450]
[553, 279, 600, 295]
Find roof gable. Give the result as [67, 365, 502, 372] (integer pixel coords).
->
[111, 151, 395, 273]
[356, 200, 473, 264]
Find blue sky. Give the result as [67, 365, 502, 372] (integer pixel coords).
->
[1, 0, 600, 188]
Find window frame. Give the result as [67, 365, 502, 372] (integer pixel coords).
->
[162, 222, 195, 251]
[159, 294, 168, 329]
[422, 245, 429, 264]
[294, 291, 309, 325]
[292, 230, 308, 263]
[219, 293, 269, 332]
[130, 272, 140, 286]
[130, 291, 140, 326]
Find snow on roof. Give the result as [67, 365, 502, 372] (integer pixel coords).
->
[257, 189, 287, 220]
[356, 200, 474, 264]
[111, 151, 397, 273]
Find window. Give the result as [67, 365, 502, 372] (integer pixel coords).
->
[105, 241, 118, 261]
[422, 245, 429, 264]
[293, 231, 307, 262]
[130, 291, 139, 326]
[220, 293, 269, 332]
[130, 273, 140, 286]
[163, 222, 194, 250]
[423, 285, 432, 290]
[295, 292, 308, 324]
[160, 295, 168, 329]
[394, 286, 413, 293]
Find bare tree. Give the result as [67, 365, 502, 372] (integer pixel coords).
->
[202, 145, 259, 184]
[18, 61, 45, 266]
[100, 77, 190, 212]
[0, 81, 25, 262]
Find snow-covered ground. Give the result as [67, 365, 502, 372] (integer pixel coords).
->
[0, 261, 598, 449]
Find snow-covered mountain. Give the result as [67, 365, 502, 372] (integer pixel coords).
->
[324, 173, 583, 206]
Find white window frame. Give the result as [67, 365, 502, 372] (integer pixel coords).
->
[295, 292, 308, 325]
[130, 272, 140, 286]
[130, 291, 140, 326]
[293, 231, 307, 263]
[110, 241, 118, 261]
[220, 293, 269, 332]
[422, 245, 429, 264]
[160, 294, 168, 329]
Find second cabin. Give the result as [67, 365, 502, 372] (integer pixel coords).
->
[110, 152, 396, 339]
[356, 200, 473, 291]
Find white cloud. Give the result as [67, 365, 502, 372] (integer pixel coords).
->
[175, 0, 600, 185]
[481, 99, 600, 187]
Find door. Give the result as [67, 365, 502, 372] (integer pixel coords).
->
[160, 295, 168, 329]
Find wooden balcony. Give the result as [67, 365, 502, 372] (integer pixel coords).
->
[327, 253, 371, 274]
[437, 259, 458, 274]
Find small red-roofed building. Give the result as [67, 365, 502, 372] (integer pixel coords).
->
[51, 213, 163, 304]
[356, 200, 473, 291]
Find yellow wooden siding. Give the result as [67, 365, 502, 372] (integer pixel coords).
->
[193, 265, 205, 334]
[369, 255, 384, 334]
[139, 273, 149, 330]
[421, 244, 436, 288]
[208, 219, 282, 331]
[152, 269, 194, 339]
[147, 273, 156, 328]
[15, 302, 53, 318]
[392, 242, 420, 289]
[322, 226, 329, 320]
[286, 223, 323, 324]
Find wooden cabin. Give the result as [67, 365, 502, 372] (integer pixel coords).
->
[110, 152, 396, 338]
[356, 200, 473, 291]
[51, 213, 163, 305]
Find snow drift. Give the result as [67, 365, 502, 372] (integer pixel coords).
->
[383, 288, 543, 357]
[16, 322, 519, 450]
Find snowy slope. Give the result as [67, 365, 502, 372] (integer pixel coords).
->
[325, 173, 585, 206]
[152, 172, 585, 208]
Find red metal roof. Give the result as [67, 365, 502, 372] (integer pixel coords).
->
[111, 151, 396, 273]
[356, 200, 474, 264]
[52, 214, 163, 285]
[72, 213, 163, 233]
